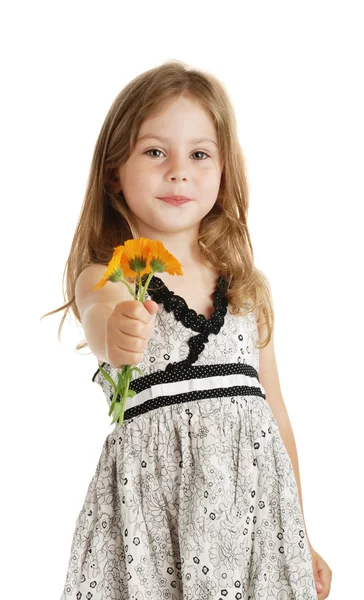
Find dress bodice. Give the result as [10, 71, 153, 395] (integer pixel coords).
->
[92, 275, 260, 406]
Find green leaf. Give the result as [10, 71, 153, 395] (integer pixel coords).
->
[99, 367, 117, 393]
[117, 365, 133, 388]
[131, 366, 143, 376]
[117, 372, 125, 388]
[110, 402, 122, 424]
[127, 389, 136, 398]
[108, 398, 116, 416]
[109, 387, 119, 412]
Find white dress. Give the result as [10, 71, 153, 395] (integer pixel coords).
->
[60, 275, 317, 599]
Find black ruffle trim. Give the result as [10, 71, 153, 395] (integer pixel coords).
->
[138, 274, 229, 370]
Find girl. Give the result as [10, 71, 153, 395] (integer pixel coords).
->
[44, 60, 332, 599]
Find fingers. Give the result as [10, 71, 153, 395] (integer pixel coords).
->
[116, 300, 156, 324]
[106, 299, 158, 368]
[114, 330, 148, 354]
[115, 315, 149, 339]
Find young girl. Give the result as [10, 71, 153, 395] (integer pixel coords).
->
[45, 60, 331, 599]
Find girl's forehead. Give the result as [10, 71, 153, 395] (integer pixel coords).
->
[137, 110, 217, 143]
[140, 96, 213, 125]
[136, 133, 218, 146]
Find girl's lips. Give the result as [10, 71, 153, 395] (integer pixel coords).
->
[158, 197, 192, 205]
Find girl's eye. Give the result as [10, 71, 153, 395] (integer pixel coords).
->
[144, 148, 210, 160]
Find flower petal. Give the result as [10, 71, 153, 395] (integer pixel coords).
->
[147, 239, 183, 276]
[93, 246, 125, 290]
[119, 237, 153, 277]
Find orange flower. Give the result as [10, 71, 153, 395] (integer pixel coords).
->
[146, 239, 183, 276]
[93, 245, 124, 290]
[93, 237, 183, 296]
[118, 238, 153, 278]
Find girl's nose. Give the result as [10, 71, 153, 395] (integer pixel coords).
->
[165, 158, 189, 181]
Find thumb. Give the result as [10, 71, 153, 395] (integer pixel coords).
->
[143, 299, 159, 316]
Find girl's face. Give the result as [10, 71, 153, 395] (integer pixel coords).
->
[116, 94, 223, 239]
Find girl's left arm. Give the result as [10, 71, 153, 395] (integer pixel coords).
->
[257, 324, 311, 543]
[257, 316, 333, 598]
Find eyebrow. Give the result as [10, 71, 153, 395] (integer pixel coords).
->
[136, 134, 218, 147]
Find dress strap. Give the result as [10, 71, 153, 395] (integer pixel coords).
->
[139, 274, 229, 369]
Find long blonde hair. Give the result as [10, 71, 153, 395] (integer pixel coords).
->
[41, 59, 274, 351]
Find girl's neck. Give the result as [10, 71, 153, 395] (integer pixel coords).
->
[156, 260, 217, 287]
[134, 226, 204, 270]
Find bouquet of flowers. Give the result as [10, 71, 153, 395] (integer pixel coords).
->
[93, 237, 183, 427]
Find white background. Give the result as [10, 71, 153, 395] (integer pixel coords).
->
[1, 1, 363, 598]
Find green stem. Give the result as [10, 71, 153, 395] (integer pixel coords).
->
[119, 276, 137, 299]
[119, 394, 127, 426]
[112, 365, 134, 427]
[138, 271, 142, 300]
[139, 270, 155, 302]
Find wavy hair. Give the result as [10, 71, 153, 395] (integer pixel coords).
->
[41, 59, 274, 351]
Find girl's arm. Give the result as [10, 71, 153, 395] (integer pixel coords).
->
[256, 312, 312, 548]
[75, 264, 130, 364]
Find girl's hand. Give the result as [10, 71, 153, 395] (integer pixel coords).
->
[105, 299, 158, 368]
[309, 544, 332, 599]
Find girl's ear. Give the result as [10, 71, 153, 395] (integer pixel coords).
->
[105, 168, 122, 194]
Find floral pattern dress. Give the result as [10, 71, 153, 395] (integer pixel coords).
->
[60, 275, 317, 599]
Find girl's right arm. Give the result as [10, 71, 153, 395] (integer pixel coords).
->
[75, 264, 158, 368]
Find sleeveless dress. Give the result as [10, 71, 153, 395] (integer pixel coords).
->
[60, 274, 317, 599]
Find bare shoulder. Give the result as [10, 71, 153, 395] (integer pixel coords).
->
[252, 304, 272, 369]
[75, 263, 133, 322]
[253, 305, 266, 336]
[253, 306, 289, 420]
